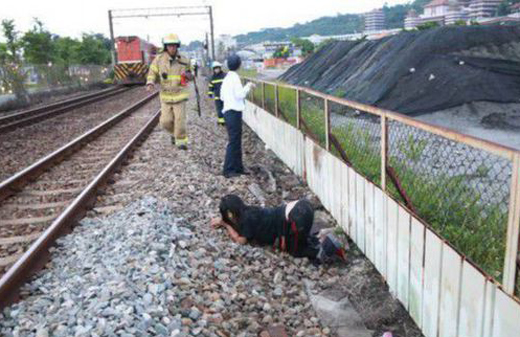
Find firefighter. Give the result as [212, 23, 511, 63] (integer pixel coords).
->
[208, 61, 226, 126]
[146, 33, 193, 150]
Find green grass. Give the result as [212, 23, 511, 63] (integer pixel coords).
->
[246, 80, 511, 287]
[238, 68, 258, 78]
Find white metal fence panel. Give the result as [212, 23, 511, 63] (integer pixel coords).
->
[397, 206, 411, 309]
[243, 99, 520, 337]
[422, 229, 443, 337]
[409, 217, 425, 328]
[439, 244, 463, 337]
[458, 261, 487, 337]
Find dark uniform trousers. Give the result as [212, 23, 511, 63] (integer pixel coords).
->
[223, 110, 244, 175]
[215, 100, 224, 120]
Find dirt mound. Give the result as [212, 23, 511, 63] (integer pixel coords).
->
[279, 25, 520, 115]
[482, 112, 520, 130]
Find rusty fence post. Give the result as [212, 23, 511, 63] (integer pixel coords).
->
[324, 98, 330, 151]
[503, 153, 520, 294]
[381, 114, 388, 191]
[296, 89, 301, 130]
[262, 82, 266, 111]
[274, 84, 279, 118]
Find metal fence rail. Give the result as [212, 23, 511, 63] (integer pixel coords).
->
[244, 76, 520, 298]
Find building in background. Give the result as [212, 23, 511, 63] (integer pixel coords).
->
[405, 9, 422, 29]
[215, 34, 237, 60]
[404, 0, 508, 29]
[364, 8, 386, 33]
[468, 0, 502, 19]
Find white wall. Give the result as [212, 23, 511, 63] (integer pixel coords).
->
[243, 100, 520, 337]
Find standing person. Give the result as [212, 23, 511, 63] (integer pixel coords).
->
[220, 55, 255, 178]
[207, 61, 226, 126]
[146, 33, 193, 150]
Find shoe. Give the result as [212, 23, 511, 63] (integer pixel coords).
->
[171, 136, 176, 145]
[178, 145, 188, 150]
[223, 172, 241, 179]
[318, 234, 347, 263]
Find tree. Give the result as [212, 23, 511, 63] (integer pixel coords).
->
[383, 4, 409, 29]
[291, 38, 314, 56]
[75, 33, 111, 65]
[453, 20, 467, 26]
[22, 18, 54, 64]
[416, 21, 440, 30]
[53, 36, 81, 66]
[316, 38, 338, 51]
[496, 0, 520, 16]
[0, 19, 29, 104]
[273, 46, 290, 59]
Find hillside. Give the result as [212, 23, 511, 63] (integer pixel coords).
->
[279, 25, 520, 115]
[235, 14, 363, 45]
[234, 0, 432, 45]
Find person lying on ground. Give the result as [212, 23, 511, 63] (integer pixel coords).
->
[210, 194, 346, 263]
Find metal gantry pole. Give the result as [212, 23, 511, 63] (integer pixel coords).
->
[209, 6, 215, 60]
[108, 10, 116, 67]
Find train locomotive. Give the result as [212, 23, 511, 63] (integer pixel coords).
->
[113, 36, 157, 85]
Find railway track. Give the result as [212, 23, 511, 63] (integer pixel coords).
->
[0, 91, 160, 308]
[0, 86, 130, 133]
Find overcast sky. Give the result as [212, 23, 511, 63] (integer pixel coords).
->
[2, 0, 411, 45]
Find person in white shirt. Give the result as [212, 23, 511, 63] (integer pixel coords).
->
[220, 54, 255, 178]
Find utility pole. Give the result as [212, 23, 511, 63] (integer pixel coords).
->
[209, 6, 215, 60]
[108, 10, 116, 66]
[205, 32, 210, 65]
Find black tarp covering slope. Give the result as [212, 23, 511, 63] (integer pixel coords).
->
[279, 25, 520, 115]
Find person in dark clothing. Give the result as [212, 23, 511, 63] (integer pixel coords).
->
[220, 55, 255, 178]
[208, 61, 226, 125]
[210, 194, 346, 262]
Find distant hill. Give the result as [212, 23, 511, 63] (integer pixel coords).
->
[234, 0, 433, 45]
[235, 14, 363, 45]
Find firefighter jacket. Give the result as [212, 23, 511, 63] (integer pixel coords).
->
[147, 52, 191, 104]
[208, 72, 226, 100]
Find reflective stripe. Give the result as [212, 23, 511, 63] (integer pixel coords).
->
[160, 91, 189, 103]
[208, 91, 214, 95]
[166, 75, 181, 80]
[211, 79, 224, 84]
[175, 137, 188, 145]
[217, 118, 225, 124]
[209, 83, 214, 87]
[213, 96, 220, 100]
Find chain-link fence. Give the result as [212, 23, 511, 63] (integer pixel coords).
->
[264, 83, 276, 115]
[387, 119, 512, 282]
[0, 64, 109, 95]
[300, 90, 326, 148]
[329, 101, 382, 186]
[248, 79, 263, 107]
[278, 86, 297, 128]
[244, 77, 520, 296]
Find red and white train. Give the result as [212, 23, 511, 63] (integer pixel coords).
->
[113, 36, 157, 85]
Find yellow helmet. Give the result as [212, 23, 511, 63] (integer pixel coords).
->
[162, 33, 181, 46]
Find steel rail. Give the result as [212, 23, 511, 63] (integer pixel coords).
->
[0, 86, 131, 133]
[0, 107, 160, 309]
[0, 92, 158, 203]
